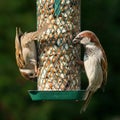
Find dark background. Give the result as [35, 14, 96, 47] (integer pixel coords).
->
[0, 0, 120, 120]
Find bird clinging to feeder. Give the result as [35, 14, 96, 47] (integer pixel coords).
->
[15, 24, 49, 81]
[73, 30, 108, 113]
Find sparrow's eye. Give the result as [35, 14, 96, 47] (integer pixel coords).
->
[73, 37, 80, 43]
[79, 36, 84, 40]
[75, 37, 80, 40]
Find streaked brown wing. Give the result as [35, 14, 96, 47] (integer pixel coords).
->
[15, 27, 25, 68]
[101, 51, 108, 88]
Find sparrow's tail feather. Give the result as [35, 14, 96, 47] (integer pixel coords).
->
[80, 91, 93, 114]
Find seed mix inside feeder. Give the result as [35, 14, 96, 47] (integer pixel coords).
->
[28, 0, 85, 100]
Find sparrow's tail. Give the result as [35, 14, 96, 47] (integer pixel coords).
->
[80, 91, 93, 114]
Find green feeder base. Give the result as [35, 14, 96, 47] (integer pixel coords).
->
[28, 90, 86, 101]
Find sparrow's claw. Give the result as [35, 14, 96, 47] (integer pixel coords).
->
[29, 59, 40, 77]
[76, 59, 84, 65]
[76, 59, 85, 71]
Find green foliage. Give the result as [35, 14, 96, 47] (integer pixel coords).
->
[0, 0, 120, 120]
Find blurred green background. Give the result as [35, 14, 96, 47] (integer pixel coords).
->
[0, 0, 120, 120]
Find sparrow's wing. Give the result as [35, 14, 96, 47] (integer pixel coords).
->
[101, 51, 108, 89]
[15, 27, 25, 68]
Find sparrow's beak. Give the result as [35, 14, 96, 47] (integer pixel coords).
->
[73, 36, 83, 44]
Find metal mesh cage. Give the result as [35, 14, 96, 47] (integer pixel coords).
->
[37, 0, 81, 91]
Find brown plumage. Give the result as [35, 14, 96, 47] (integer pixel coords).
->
[15, 23, 49, 81]
[73, 30, 108, 113]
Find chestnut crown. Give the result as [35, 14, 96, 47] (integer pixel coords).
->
[73, 30, 101, 48]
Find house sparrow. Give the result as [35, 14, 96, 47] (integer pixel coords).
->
[73, 30, 108, 113]
[15, 24, 49, 81]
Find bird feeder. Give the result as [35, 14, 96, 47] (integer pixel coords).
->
[28, 0, 85, 100]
